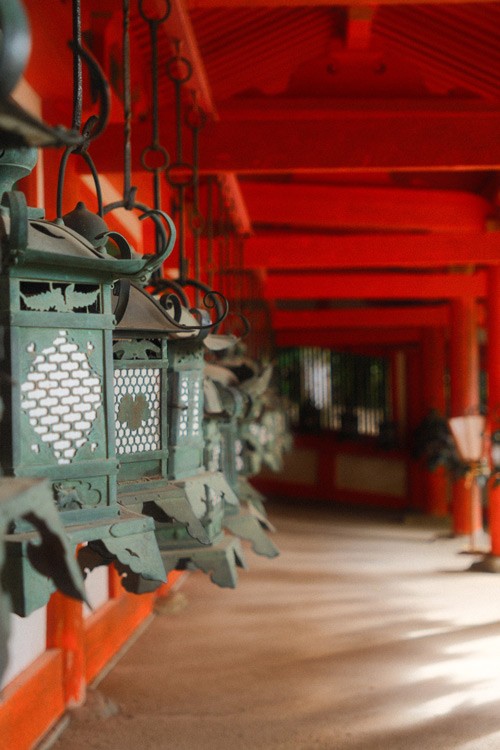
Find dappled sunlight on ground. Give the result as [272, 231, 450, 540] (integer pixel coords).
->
[54, 502, 500, 750]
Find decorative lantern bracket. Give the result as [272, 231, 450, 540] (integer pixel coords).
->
[1, 478, 87, 619]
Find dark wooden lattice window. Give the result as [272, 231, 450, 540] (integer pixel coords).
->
[277, 347, 390, 437]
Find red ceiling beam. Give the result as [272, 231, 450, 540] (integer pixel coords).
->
[188, 0, 493, 6]
[245, 232, 500, 269]
[273, 305, 449, 330]
[241, 184, 489, 232]
[89, 99, 500, 174]
[210, 98, 500, 173]
[275, 329, 422, 348]
[265, 271, 487, 300]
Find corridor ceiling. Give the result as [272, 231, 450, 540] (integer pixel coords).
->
[24, 0, 500, 340]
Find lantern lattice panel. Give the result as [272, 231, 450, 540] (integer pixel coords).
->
[175, 373, 202, 440]
[17, 327, 106, 469]
[20, 330, 102, 465]
[114, 368, 161, 456]
[205, 436, 222, 473]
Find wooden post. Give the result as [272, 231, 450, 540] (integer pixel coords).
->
[406, 344, 426, 512]
[46, 591, 86, 707]
[487, 267, 500, 555]
[449, 297, 482, 535]
[422, 327, 449, 517]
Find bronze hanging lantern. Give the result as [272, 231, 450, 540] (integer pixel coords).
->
[203, 363, 280, 556]
[0, 148, 173, 613]
[113, 284, 248, 588]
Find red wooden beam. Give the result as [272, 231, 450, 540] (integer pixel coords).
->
[188, 0, 494, 6]
[0, 651, 65, 750]
[89, 100, 500, 174]
[265, 271, 487, 300]
[275, 328, 422, 347]
[241, 184, 489, 232]
[272, 305, 449, 330]
[245, 232, 500, 269]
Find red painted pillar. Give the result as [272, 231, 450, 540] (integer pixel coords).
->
[487, 266, 500, 555]
[449, 297, 482, 535]
[406, 344, 426, 512]
[46, 591, 86, 707]
[390, 349, 406, 443]
[422, 327, 449, 516]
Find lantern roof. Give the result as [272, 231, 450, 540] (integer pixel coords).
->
[204, 333, 239, 352]
[205, 363, 239, 388]
[0, 196, 174, 282]
[114, 282, 199, 339]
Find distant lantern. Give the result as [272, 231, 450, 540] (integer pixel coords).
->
[448, 415, 489, 485]
[448, 415, 487, 466]
[231, 362, 292, 514]
[204, 363, 280, 556]
[0, 148, 168, 613]
[113, 285, 247, 588]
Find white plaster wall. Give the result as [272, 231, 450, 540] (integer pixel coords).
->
[1, 607, 47, 689]
[83, 566, 110, 618]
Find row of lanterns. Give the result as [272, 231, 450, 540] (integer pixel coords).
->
[0, 0, 291, 681]
[0, 145, 290, 617]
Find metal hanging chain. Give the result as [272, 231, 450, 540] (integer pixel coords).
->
[56, 0, 111, 219]
[216, 181, 224, 296]
[102, 0, 180, 321]
[218, 187, 231, 299]
[206, 176, 215, 290]
[139, 0, 172, 260]
[0, 0, 85, 148]
[122, 0, 133, 206]
[165, 39, 193, 285]
[215, 186, 249, 337]
[187, 91, 207, 306]
[235, 233, 244, 316]
[71, 0, 82, 133]
[104, 0, 170, 243]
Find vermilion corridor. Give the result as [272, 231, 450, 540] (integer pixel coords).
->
[2, 0, 500, 747]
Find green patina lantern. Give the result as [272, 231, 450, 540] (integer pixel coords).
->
[221, 359, 292, 518]
[0, 149, 169, 613]
[113, 285, 247, 588]
[235, 368, 293, 516]
[203, 364, 279, 556]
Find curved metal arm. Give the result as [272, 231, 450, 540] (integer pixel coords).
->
[138, 209, 177, 277]
[69, 40, 110, 147]
[103, 199, 168, 258]
[155, 279, 190, 308]
[101, 230, 131, 325]
[156, 280, 229, 334]
[158, 287, 185, 322]
[57, 147, 103, 219]
[93, 209, 176, 282]
[1, 189, 28, 253]
[228, 312, 251, 339]
[0, 1, 84, 148]
[181, 279, 228, 333]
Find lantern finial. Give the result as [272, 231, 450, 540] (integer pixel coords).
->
[62, 201, 110, 248]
